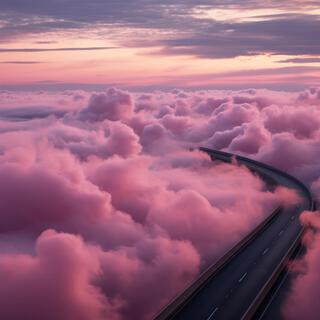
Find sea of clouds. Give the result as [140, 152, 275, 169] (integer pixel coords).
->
[0, 87, 319, 320]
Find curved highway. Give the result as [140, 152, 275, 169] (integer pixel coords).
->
[155, 148, 315, 320]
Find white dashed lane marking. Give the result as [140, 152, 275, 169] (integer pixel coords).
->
[207, 307, 219, 320]
[262, 248, 269, 255]
[239, 272, 247, 283]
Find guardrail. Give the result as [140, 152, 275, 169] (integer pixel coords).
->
[154, 148, 315, 320]
[200, 147, 313, 208]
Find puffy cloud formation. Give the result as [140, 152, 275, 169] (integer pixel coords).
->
[282, 211, 320, 320]
[0, 87, 319, 319]
[0, 230, 120, 320]
[79, 88, 133, 122]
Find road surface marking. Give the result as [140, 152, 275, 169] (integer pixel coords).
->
[207, 307, 219, 320]
[262, 248, 269, 255]
[279, 230, 284, 236]
[239, 272, 247, 282]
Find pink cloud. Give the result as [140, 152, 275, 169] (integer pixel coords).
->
[0, 87, 319, 319]
[0, 230, 121, 320]
[263, 104, 320, 139]
[105, 121, 142, 158]
[256, 132, 320, 174]
[98, 236, 200, 319]
[282, 211, 320, 320]
[79, 88, 133, 122]
[229, 122, 271, 154]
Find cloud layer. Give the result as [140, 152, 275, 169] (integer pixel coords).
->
[0, 87, 319, 319]
[1, 1, 319, 60]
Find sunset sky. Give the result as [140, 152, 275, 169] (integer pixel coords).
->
[1, 0, 320, 90]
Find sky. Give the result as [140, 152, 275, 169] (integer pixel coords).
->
[0, 0, 320, 90]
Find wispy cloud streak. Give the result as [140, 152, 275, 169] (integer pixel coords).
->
[0, 46, 117, 53]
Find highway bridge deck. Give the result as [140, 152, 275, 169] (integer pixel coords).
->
[155, 148, 314, 320]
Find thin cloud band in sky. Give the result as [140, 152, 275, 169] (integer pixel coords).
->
[0, 47, 118, 53]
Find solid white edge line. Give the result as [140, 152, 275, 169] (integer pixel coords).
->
[256, 264, 291, 320]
